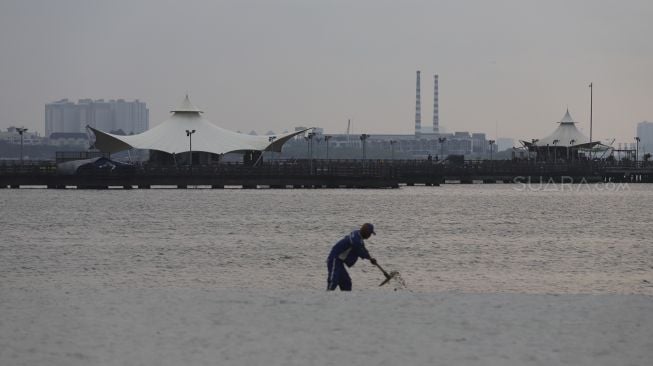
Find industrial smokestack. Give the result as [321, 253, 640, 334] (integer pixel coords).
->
[433, 74, 439, 134]
[415, 70, 421, 134]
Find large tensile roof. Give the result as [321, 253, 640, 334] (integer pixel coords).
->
[88, 95, 308, 155]
[521, 109, 601, 149]
[535, 109, 590, 147]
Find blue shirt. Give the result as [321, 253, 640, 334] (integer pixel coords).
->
[328, 230, 372, 267]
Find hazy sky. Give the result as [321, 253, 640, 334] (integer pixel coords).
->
[0, 0, 651, 142]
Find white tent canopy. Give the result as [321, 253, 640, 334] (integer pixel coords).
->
[536, 109, 589, 147]
[521, 109, 602, 149]
[88, 95, 308, 155]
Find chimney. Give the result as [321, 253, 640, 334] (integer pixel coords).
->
[415, 71, 421, 134]
[433, 74, 439, 133]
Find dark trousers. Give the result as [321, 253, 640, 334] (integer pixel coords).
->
[326, 256, 352, 291]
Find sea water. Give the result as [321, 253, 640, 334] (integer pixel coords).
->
[1, 184, 652, 294]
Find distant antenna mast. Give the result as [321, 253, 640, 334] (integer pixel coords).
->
[347, 119, 351, 143]
[415, 70, 421, 134]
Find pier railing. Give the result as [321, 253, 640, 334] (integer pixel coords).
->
[1, 158, 652, 187]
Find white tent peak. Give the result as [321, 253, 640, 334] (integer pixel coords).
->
[559, 109, 575, 124]
[171, 94, 203, 114]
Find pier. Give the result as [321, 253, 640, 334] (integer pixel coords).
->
[1, 159, 652, 189]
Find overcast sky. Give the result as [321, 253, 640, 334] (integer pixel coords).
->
[0, 0, 651, 142]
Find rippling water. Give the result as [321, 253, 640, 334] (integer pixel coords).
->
[1, 184, 652, 294]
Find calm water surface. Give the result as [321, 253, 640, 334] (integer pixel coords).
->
[1, 185, 652, 294]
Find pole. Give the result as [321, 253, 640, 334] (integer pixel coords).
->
[438, 137, 446, 159]
[185, 129, 196, 178]
[589, 82, 593, 159]
[489, 140, 495, 161]
[20, 132, 24, 165]
[360, 134, 369, 160]
[324, 135, 331, 160]
[16, 127, 28, 165]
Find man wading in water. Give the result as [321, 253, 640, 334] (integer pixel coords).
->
[326, 223, 377, 291]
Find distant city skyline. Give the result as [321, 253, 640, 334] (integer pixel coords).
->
[0, 0, 651, 144]
[45, 98, 148, 137]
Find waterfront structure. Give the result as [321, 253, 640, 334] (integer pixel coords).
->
[89, 95, 308, 159]
[303, 130, 484, 159]
[521, 109, 603, 161]
[45, 99, 148, 137]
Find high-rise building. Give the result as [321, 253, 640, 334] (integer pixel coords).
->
[471, 133, 487, 154]
[45, 99, 148, 137]
[45, 99, 79, 137]
[637, 121, 653, 155]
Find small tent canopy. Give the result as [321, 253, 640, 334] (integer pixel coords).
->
[88, 95, 309, 155]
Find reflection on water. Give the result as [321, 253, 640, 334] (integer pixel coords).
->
[1, 185, 652, 294]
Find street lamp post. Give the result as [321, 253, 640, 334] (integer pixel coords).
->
[308, 132, 316, 159]
[635, 137, 640, 165]
[552, 139, 559, 163]
[531, 139, 538, 161]
[185, 129, 196, 167]
[16, 127, 28, 165]
[389, 140, 397, 160]
[569, 139, 576, 163]
[268, 135, 277, 161]
[438, 137, 446, 159]
[324, 135, 332, 160]
[488, 140, 495, 161]
[359, 134, 370, 159]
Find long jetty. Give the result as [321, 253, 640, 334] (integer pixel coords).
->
[1, 159, 652, 189]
